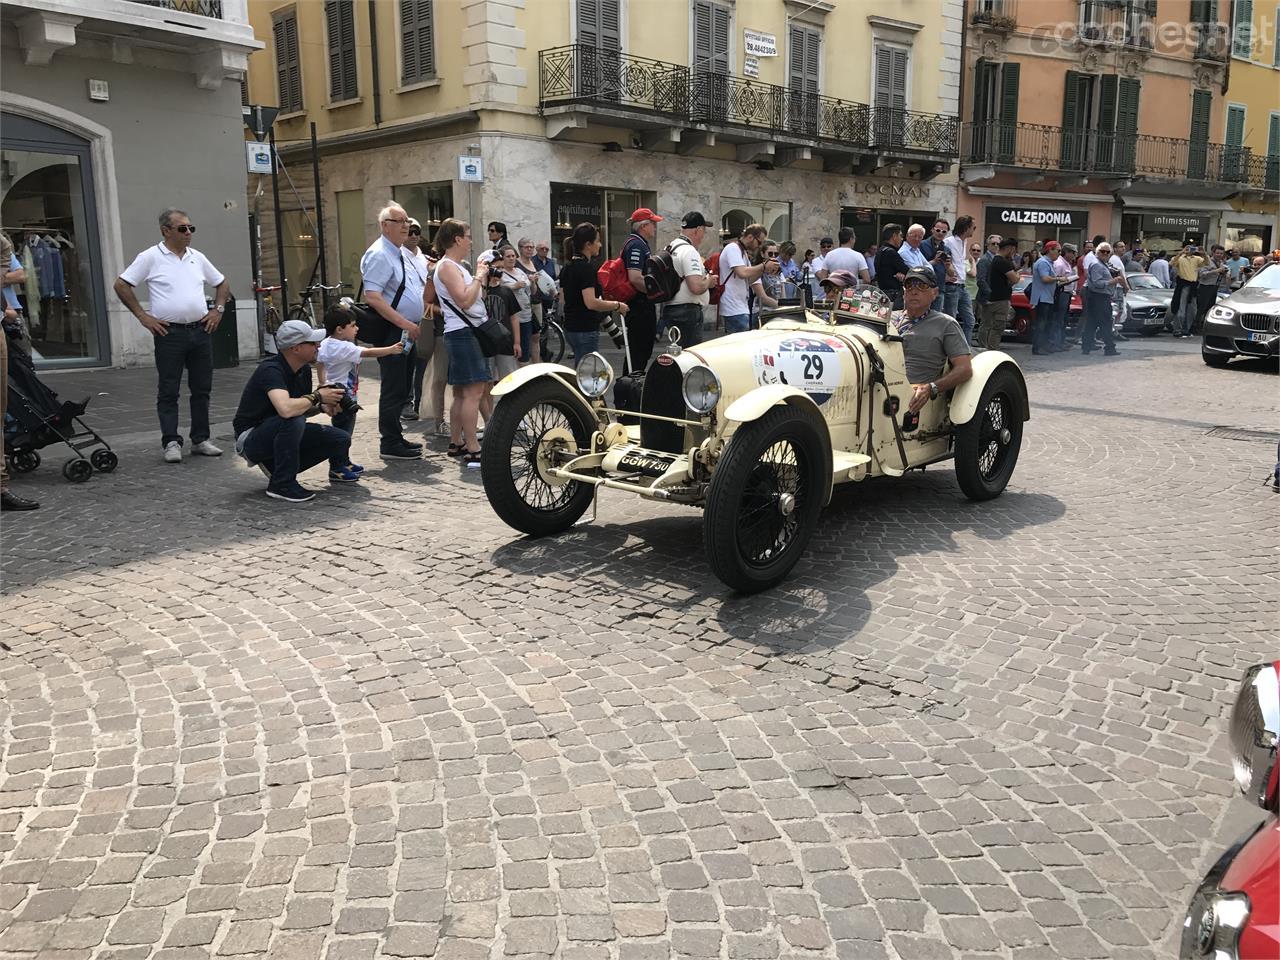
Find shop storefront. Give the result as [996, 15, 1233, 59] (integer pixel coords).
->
[1120, 212, 1210, 252]
[984, 204, 1088, 251]
[841, 205, 939, 254]
[839, 179, 940, 253]
[721, 198, 791, 241]
[1, 113, 108, 366]
[550, 183, 655, 259]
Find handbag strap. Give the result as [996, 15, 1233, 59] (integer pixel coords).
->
[439, 295, 478, 330]
[357, 249, 406, 309]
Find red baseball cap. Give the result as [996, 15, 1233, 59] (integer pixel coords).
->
[630, 208, 663, 224]
[1044, 240, 1060, 251]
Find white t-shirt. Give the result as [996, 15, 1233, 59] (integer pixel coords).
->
[1081, 251, 1099, 272]
[500, 266, 532, 322]
[318, 337, 365, 394]
[718, 241, 751, 317]
[808, 255, 825, 299]
[943, 235, 967, 283]
[821, 246, 868, 279]
[668, 237, 708, 307]
[119, 243, 224, 324]
[435, 258, 487, 334]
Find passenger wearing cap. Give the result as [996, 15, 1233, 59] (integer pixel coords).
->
[622, 208, 663, 371]
[231, 320, 353, 503]
[661, 212, 718, 347]
[896, 266, 972, 415]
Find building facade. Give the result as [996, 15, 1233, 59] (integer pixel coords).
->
[244, 0, 965, 300]
[958, 0, 1277, 256]
[0, 0, 260, 368]
[1222, 0, 1280, 252]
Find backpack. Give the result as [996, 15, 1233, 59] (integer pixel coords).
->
[704, 249, 726, 305]
[598, 235, 646, 303]
[643, 238, 691, 304]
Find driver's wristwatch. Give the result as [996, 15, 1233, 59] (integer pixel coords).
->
[928, 382, 938, 400]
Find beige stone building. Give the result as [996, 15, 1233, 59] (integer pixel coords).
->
[244, 0, 964, 297]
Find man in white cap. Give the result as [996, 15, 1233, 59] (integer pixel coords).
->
[232, 319, 352, 503]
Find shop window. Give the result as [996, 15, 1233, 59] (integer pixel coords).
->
[721, 199, 791, 244]
[400, 0, 436, 86]
[1, 114, 108, 367]
[282, 209, 319, 307]
[1224, 225, 1270, 255]
[273, 8, 303, 114]
[335, 189, 365, 295]
[549, 184, 655, 260]
[325, 0, 358, 103]
[392, 181, 453, 247]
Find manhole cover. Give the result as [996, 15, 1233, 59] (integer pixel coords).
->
[1207, 427, 1280, 443]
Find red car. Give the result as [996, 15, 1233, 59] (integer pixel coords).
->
[1006, 277, 1083, 341]
[1181, 661, 1280, 959]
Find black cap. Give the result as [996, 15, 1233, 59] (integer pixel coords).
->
[820, 237, 834, 246]
[998, 237, 1018, 249]
[681, 211, 710, 229]
[903, 266, 938, 288]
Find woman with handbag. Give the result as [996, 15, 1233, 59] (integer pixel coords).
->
[434, 219, 492, 467]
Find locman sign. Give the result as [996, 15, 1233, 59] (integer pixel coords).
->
[988, 206, 1087, 228]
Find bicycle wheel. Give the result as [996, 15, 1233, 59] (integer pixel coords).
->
[288, 303, 315, 326]
[541, 320, 567, 364]
[263, 305, 283, 334]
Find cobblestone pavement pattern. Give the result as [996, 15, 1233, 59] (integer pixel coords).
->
[1, 338, 1276, 960]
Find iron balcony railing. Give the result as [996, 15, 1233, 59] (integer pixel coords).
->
[962, 120, 1275, 190]
[126, 0, 224, 17]
[538, 44, 959, 159]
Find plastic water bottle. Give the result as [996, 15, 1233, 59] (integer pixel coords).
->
[399, 328, 413, 354]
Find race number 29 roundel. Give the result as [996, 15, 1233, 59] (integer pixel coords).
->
[752, 337, 842, 405]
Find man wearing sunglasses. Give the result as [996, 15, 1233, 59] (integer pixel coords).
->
[115, 207, 230, 464]
[896, 266, 972, 415]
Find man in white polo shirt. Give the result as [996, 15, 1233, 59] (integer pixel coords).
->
[114, 207, 230, 463]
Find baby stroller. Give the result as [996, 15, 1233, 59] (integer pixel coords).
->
[4, 327, 117, 482]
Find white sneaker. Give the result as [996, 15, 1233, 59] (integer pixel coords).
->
[163, 441, 182, 463]
[192, 440, 223, 457]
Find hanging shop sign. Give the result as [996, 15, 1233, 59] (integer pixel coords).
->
[1147, 213, 1209, 232]
[744, 30, 777, 56]
[988, 205, 1088, 228]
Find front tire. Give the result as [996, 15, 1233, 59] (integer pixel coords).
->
[480, 378, 597, 537]
[704, 403, 830, 593]
[954, 367, 1024, 501]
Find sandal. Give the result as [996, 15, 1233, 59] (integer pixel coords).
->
[446, 443, 465, 458]
[463, 450, 482, 468]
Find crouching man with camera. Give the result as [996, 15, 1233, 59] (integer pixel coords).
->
[232, 319, 353, 503]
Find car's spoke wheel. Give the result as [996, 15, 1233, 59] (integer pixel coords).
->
[954, 366, 1024, 501]
[481, 378, 596, 536]
[704, 404, 830, 593]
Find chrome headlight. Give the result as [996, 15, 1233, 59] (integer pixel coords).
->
[575, 352, 613, 399]
[682, 364, 721, 415]
[1207, 304, 1237, 323]
[1229, 663, 1280, 808]
[1182, 889, 1250, 960]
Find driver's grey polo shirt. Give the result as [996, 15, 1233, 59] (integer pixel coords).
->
[895, 309, 971, 384]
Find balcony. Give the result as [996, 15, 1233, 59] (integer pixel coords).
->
[1193, 23, 1229, 61]
[1076, 0, 1154, 50]
[127, 0, 223, 16]
[961, 121, 1275, 195]
[537, 44, 958, 175]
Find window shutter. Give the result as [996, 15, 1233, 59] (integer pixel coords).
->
[599, 0, 621, 52]
[1096, 73, 1118, 170]
[401, 0, 435, 84]
[970, 59, 993, 160]
[326, 1, 358, 102]
[1266, 113, 1280, 190]
[1114, 77, 1139, 171]
[787, 26, 819, 134]
[711, 2, 730, 73]
[1233, 0, 1253, 56]
[274, 10, 302, 114]
[996, 62, 1019, 163]
[692, 0, 711, 74]
[873, 45, 907, 145]
[1188, 88, 1211, 178]
[1224, 105, 1246, 179]
[578, 0, 599, 47]
[1060, 71, 1086, 169]
[1225, 105, 1245, 147]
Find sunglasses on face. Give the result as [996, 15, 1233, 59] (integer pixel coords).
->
[169, 224, 195, 234]
[408, 228, 421, 236]
[903, 280, 932, 290]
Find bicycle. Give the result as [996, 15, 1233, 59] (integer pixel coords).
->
[290, 282, 347, 327]
[539, 316, 566, 364]
[254, 284, 283, 335]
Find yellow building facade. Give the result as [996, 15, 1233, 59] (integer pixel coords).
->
[1223, 0, 1280, 252]
[244, 0, 965, 296]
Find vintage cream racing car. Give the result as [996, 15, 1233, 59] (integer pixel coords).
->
[480, 288, 1029, 593]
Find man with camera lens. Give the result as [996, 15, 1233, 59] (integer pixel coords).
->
[232, 319, 352, 503]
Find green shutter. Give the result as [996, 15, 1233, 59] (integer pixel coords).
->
[1188, 89, 1211, 178]
[401, 0, 436, 85]
[971, 59, 993, 160]
[1096, 74, 1118, 170]
[1266, 113, 1280, 190]
[1061, 71, 1087, 169]
[325, 1, 357, 103]
[996, 62, 1020, 164]
[1233, 0, 1253, 57]
[1114, 77, 1140, 172]
[1223, 105, 1247, 181]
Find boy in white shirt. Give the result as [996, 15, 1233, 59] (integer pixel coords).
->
[318, 302, 409, 481]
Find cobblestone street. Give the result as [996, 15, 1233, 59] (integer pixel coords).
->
[1, 338, 1276, 960]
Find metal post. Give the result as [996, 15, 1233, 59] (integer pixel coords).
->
[269, 127, 288, 312]
[310, 122, 329, 305]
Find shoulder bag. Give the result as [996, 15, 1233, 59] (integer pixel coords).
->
[353, 253, 407, 347]
[440, 294, 513, 358]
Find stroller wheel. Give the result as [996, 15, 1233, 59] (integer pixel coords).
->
[90, 449, 119, 473]
[63, 458, 92, 483]
[12, 450, 40, 474]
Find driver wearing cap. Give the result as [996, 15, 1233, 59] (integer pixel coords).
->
[896, 266, 973, 414]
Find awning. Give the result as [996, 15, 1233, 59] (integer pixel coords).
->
[1119, 196, 1236, 213]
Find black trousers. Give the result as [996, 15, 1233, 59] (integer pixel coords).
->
[377, 348, 412, 447]
[624, 298, 656, 374]
[1171, 277, 1198, 334]
[1081, 291, 1117, 352]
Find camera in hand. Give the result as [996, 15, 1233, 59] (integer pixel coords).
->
[1108, 267, 1122, 278]
[322, 383, 362, 414]
[599, 312, 627, 350]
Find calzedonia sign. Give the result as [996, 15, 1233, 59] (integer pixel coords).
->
[988, 206, 1087, 228]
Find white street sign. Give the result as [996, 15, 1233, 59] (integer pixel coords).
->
[246, 141, 273, 175]
[457, 156, 484, 183]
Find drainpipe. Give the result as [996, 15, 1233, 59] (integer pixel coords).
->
[1221, 0, 1232, 96]
[956, 0, 970, 219]
[368, 0, 383, 127]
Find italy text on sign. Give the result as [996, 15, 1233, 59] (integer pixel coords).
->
[744, 29, 777, 56]
[989, 206, 1087, 228]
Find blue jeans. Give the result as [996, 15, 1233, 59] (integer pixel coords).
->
[1052, 289, 1071, 349]
[954, 286, 975, 343]
[1033, 301, 1055, 352]
[331, 408, 356, 438]
[565, 329, 599, 364]
[153, 324, 213, 447]
[723, 313, 751, 334]
[242, 415, 351, 487]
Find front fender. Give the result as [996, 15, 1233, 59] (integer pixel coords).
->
[723, 384, 823, 423]
[491, 362, 578, 398]
[949, 351, 1030, 426]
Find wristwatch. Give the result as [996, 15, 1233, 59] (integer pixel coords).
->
[928, 382, 938, 400]
[214, 304, 225, 314]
